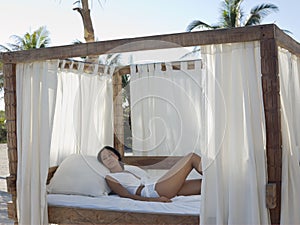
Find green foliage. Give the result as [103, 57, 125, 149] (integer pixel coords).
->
[0, 62, 3, 93]
[186, 0, 278, 31]
[0, 110, 6, 143]
[0, 26, 51, 52]
[0, 75, 3, 92]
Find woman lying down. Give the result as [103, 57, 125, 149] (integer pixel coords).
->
[97, 146, 202, 203]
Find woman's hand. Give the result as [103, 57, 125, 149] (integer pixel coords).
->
[156, 196, 172, 202]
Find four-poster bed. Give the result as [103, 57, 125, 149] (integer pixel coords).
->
[1, 24, 300, 224]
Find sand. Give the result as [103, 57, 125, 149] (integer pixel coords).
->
[0, 144, 14, 224]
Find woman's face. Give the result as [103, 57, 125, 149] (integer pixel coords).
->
[100, 149, 119, 169]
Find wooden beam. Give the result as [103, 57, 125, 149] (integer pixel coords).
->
[274, 26, 300, 56]
[1, 24, 277, 64]
[260, 36, 282, 224]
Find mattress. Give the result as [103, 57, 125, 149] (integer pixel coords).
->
[48, 194, 201, 216]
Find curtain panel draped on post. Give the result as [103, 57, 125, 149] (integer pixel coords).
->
[16, 60, 114, 224]
[200, 41, 270, 224]
[130, 61, 205, 156]
[16, 60, 58, 224]
[278, 47, 300, 225]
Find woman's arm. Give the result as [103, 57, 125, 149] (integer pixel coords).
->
[105, 176, 171, 202]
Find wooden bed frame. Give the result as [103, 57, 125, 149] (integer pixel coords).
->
[2, 24, 300, 224]
[46, 156, 200, 224]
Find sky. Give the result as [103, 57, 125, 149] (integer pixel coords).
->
[0, 0, 299, 47]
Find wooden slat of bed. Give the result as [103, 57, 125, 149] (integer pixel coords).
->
[48, 205, 199, 224]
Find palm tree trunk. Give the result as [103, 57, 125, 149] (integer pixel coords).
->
[74, 0, 98, 62]
[74, 0, 95, 42]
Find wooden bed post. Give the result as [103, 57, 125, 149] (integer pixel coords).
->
[113, 69, 124, 156]
[260, 31, 282, 224]
[3, 63, 18, 223]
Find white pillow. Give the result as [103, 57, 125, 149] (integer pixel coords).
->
[47, 154, 111, 197]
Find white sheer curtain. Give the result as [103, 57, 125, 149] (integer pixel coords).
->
[50, 61, 114, 166]
[16, 60, 58, 225]
[16, 60, 114, 224]
[130, 60, 204, 156]
[278, 47, 300, 225]
[200, 41, 270, 224]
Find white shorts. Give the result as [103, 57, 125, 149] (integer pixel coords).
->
[140, 183, 159, 198]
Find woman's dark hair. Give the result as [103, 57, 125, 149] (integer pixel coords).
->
[97, 146, 122, 163]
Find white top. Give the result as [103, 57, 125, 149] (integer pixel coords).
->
[106, 165, 150, 195]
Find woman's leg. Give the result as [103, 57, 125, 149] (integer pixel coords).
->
[177, 179, 202, 196]
[155, 153, 202, 198]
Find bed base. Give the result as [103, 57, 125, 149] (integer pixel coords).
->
[48, 206, 199, 224]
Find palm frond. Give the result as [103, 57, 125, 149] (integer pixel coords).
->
[99, 53, 122, 66]
[220, 0, 230, 27]
[282, 29, 293, 35]
[180, 46, 201, 59]
[187, 0, 279, 31]
[9, 35, 23, 46]
[36, 27, 51, 48]
[233, 0, 243, 26]
[6, 43, 22, 51]
[186, 20, 218, 31]
[96, 0, 106, 8]
[0, 44, 11, 52]
[220, 0, 244, 27]
[72, 39, 83, 45]
[245, 3, 278, 26]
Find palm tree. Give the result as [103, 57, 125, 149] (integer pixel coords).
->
[0, 26, 50, 52]
[186, 0, 278, 31]
[73, 0, 96, 43]
[73, 0, 107, 62]
[0, 26, 50, 96]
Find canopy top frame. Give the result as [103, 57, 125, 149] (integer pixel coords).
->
[1, 24, 299, 64]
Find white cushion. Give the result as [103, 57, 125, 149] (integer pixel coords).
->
[47, 154, 111, 197]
